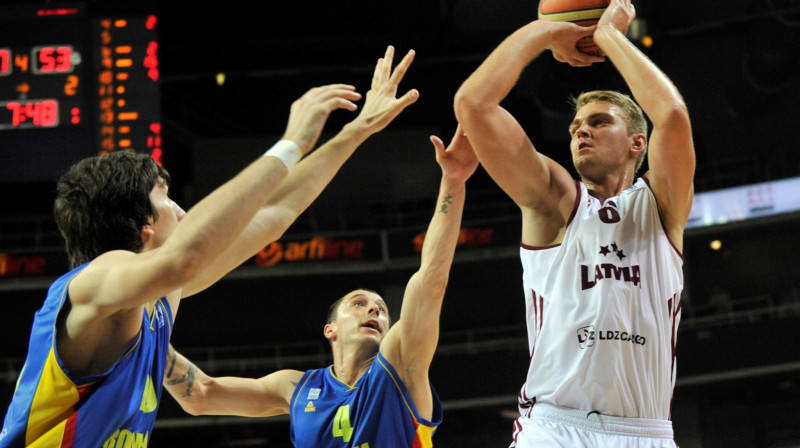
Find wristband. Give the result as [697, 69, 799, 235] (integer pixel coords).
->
[263, 140, 302, 171]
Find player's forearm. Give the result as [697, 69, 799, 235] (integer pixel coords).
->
[164, 345, 210, 415]
[394, 178, 465, 366]
[594, 25, 688, 127]
[160, 155, 289, 282]
[417, 179, 466, 289]
[260, 122, 371, 228]
[182, 127, 373, 297]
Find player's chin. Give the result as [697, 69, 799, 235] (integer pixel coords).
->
[363, 337, 382, 352]
[573, 158, 594, 178]
[360, 328, 384, 342]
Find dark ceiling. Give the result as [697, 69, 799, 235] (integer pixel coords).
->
[152, 0, 530, 139]
[152, 0, 800, 190]
[4, 0, 800, 206]
[5, 0, 800, 136]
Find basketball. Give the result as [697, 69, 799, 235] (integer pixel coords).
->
[538, 0, 610, 56]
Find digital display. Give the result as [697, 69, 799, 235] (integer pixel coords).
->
[0, 2, 162, 183]
[0, 48, 11, 75]
[0, 99, 60, 129]
[31, 45, 76, 74]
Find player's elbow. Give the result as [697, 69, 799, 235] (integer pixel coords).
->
[178, 400, 206, 416]
[454, 86, 494, 123]
[172, 390, 205, 416]
[417, 270, 449, 301]
[175, 380, 215, 416]
[160, 244, 211, 286]
[654, 99, 691, 131]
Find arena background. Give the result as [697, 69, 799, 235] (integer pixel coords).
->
[1, 0, 799, 446]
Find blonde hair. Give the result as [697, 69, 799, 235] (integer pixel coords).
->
[571, 91, 649, 173]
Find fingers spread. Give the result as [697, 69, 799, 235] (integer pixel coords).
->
[372, 58, 385, 90]
[388, 50, 415, 86]
[397, 89, 420, 108]
[372, 46, 394, 88]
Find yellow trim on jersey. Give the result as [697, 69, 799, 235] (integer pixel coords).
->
[375, 355, 437, 447]
[327, 365, 358, 390]
[376, 356, 414, 418]
[26, 347, 76, 444]
[415, 425, 435, 448]
[27, 422, 70, 447]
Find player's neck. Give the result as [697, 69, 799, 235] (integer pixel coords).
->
[582, 170, 635, 200]
[331, 350, 377, 386]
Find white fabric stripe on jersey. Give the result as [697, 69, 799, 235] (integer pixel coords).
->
[529, 403, 674, 439]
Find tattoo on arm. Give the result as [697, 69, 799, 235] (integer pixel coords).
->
[439, 194, 453, 214]
[165, 354, 199, 397]
[166, 353, 177, 378]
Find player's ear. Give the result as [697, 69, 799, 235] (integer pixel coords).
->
[324, 323, 336, 341]
[140, 224, 155, 247]
[630, 133, 647, 155]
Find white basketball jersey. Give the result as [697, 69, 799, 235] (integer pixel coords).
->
[518, 177, 683, 420]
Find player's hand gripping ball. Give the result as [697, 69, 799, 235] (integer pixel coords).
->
[538, 0, 610, 56]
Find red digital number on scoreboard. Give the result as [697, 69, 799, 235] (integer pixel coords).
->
[0, 48, 10, 76]
[32, 45, 74, 74]
[1, 99, 60, 129]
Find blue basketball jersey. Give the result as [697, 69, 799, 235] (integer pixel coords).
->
[290, 351, 442, 448]
[0, 264, 173, 447]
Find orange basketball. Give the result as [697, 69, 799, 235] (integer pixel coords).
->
[538, 0, 610, 56]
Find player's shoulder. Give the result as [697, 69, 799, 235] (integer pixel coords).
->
[67, 250, 135, 302]
[624, 176, 650, 195]
[276, 369, 306, 383]
[77, 249, 138, 277]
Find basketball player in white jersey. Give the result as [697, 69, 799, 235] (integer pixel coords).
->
[454, 0, 695, 446]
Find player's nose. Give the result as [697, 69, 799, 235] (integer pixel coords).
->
[174, 203, 186, 221]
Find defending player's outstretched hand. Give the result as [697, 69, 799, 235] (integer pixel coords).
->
[282, 84, 363, 155]
[430, 124, 479, 184]
[354, 45, 420, 134]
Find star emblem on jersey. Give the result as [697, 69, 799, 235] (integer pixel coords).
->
[599, 242, 626, 260]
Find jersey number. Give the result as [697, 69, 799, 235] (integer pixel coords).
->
[598, 201, 621, 224]
[332, 405, 354, 442]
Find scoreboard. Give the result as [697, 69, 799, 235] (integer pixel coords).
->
[0, 2, 161, 183]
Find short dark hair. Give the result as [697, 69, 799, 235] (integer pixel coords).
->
[54, 150, 170, 268]
[326, 288, 386, 324]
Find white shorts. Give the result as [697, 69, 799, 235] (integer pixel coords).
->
[510, 403, 677, 448]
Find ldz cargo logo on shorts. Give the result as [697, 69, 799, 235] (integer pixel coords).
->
[577, 325, 646, 349]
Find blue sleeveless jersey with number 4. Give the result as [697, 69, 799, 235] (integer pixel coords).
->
[290, 351, 442, 448]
